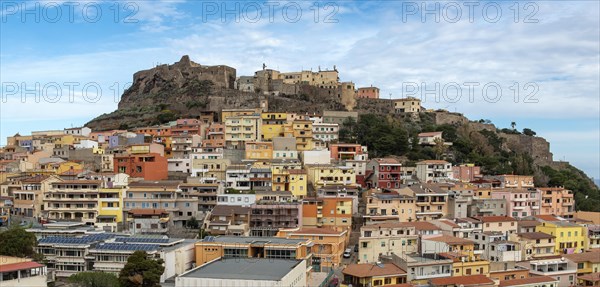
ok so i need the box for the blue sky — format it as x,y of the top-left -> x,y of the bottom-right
1,0 -> 599,179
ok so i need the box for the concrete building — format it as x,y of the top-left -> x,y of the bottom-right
358,222 -> 419,263
302,197 -> 352,232
452,164 -> 482,182
322,110 -> 358,125
278,227 -> 347,270
498,276 -> 559,287
114,153 -> 168,180
517,258 -> 577,287
176,258 -> 307,287
394,254 -> 453,286
356,86 -> 380,99
418,131 -> 444,146
13,175 -> 61,218
43,180 -> 102,224
329,143 -> 367,161
250,200 -> 301,237
224,115 -> 262,149
509,232 -> 556,260
416,160 -> 453,183
491,188 -> 541,218
538,187 -> 575,218
305,164 -> 356,189
206,205 -> 251,236
393,97 -> 422,113
536,220 -> 587,254
468,198 -> 508,217
312,123 -> 339,143
473,216 -> 518,236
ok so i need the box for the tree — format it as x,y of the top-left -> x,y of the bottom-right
522,128 -> 536,136
433,138 -> 448,160
511,121 -> 517,131
186,217 -> 199,229
69,272 -> 119,287
0,225 -> 40,259
119,251 -> 165,287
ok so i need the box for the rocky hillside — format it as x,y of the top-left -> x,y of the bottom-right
85,56 -> 599,210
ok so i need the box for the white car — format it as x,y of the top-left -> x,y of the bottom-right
343,248 -> 352,258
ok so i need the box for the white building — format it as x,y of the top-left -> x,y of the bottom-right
176,258 -> 307,287
74,139 -> 98,150
312,123 -> 339,142
64,127 -> 92,137
302,149 -> 331,165
217,193 -> 256,207
168,158 -> 192,174
416,160 -> 453,183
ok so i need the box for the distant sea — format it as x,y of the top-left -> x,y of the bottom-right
595,179 -> 600,188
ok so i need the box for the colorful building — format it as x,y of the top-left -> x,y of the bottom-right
341,262 -> 407,287
538,187 -> 575,218
491,189 -> 541,218
278,227 -> 347,270
302,197 -> 352,232
366,158 -> 404,189
245,141 -> 273,160
536,220 -> 587,254
114,153 -> 168,180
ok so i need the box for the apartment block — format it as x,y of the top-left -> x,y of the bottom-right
491,188 -> 541,218
113,153 -> 168,180
509,232 -> 556,260
366,158 -> 404,189
302,197 -> 352,232
539,187 -> 575,218
358,222 -> 419,263
393,97 -> 422,113
416,160 -> 453,183
278,227 -> 347,270
224,115 -> 262,149
305,164 -> 356,190
13,175 -> 61,218
43,180 -> 101,224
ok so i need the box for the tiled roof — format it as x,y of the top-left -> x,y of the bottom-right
417,160 -> 449,164
418,132 -> 442,137
342,262 -> 406,278
534,215 -> 561,222
472,215 -> 517,222
210,205 -> 251,216
128,209 -> 168,216
435,219 -> 460,228
21,175 -> 51,183
564,250 -> 600,263
518,220 -> 541,227
291,227 -> 344,235
429,275 -> 494,286
373,158 -> 400,164
51,180 -> 102,185
128,180 -> 181,188
425,235 -> 474,245
398,221 -> 442,231
516,232 -> 555,240
578,272 -> 600,282
498,275 -> 557,287
0,261 -> 44,273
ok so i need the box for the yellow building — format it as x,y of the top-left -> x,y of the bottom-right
357,222 -> 419,263
56,161 -> 84,175
221,108 -> 261,122
564,250 -> 600,276
224,115 -> 262,149
393,97 -> 422,113
277,227 -> 347,270
536,221 -> 587,254
97,187 -> 125,232
261,112 -> 287,141
284,120 -> 313,151
245,142 -> 273,161
271,159 -> 304,193
342,263 -> 408,287
305,164 -> 356,190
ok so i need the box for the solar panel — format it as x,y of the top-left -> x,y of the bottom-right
95,243 -> 160,251
114,237 -> 170,244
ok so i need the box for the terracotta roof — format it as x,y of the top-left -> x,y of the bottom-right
291,227 -> 344,236
518,220 -> 541,228
21,175 -> 51,183
564,250 -> 600,263
425,235 -> 474,245
0,261 -> 44,273
287,169 -> 307,174
397,221 -> 442,231
128,180 -> 181,188
534,215 -> 561,222
417,160 -> 449,164
429,275 -> 494,287
516,232 -> 555,240
472,215 -> 517,223
342,263 -> 406,278
51,180 -> 101,185
498,275 -> 557,287
435,219 -> 460,228
373,158 -> 401,164
128,209 -> 168,216
578,272 -> 600,282
210,205 -> 251,216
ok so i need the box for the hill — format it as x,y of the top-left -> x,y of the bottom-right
85,56 -> 600,211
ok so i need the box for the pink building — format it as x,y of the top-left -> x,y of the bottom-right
538,187 -> 575,218
355,86 -> 380,99
452,165 -> 481,182
491,188 -> 541,218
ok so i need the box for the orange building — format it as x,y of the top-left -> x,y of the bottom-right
114,153 -> 168,180
355,86 -> 380,99
329,143 -> 366,161
278,227 -> 347,270
302,197 -> 352,234
538,187 -> 575,218
203,123 -> 225,148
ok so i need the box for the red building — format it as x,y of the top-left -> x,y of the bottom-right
171,118 -> 204,136
114,153 -> 168,180
355,86 -> 380,99
365,158 -> 403,189
452,164 -> 481,182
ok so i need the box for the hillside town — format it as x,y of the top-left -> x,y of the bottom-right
0,68 -> 599,287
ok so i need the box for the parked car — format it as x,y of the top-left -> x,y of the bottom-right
343,248 -> 352,258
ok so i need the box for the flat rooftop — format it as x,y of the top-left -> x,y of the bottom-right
181,258 -> 303,281
201,236 -> 307,245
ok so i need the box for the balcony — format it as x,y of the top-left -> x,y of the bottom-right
542,202 -> 552,207
562,201 -> 573,206
513,206 -> 526,210
413,271 -> 452,280
416,201 -> 429,206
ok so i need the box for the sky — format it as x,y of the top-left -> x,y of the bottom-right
1,0 -> 599,179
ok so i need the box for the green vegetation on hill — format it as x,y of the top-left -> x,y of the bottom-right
0,225 -> 42,260
340,114 -> 600,211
